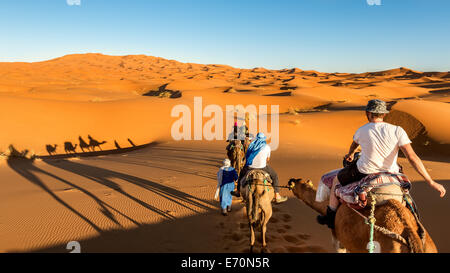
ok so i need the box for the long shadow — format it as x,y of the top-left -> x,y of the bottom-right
7,158 -> 103,233
98,156 -> 218,181
126,152 -> 223,168
7,154 -> 144,229
43,159 -> 215,213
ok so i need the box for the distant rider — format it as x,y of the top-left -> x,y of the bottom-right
231,132 -> 288,204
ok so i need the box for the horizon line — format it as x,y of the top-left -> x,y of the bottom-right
1,52 -> 449,74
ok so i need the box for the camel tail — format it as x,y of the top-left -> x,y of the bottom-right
247,185 -> 261,225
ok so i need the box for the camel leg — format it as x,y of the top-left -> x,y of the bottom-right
261,210 -> 271,253
249,223 -> 255,253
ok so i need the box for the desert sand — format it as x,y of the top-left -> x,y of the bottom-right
0,54 -> 448,253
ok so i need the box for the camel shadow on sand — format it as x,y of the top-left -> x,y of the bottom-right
41,139 -> 150,159
6,146 -> 216,237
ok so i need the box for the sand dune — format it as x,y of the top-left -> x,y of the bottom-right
0,54 -> 448,253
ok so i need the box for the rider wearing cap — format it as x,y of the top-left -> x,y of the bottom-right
317,99 -> 446,229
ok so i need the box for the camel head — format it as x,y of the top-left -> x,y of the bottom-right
288,178 -> 327,215
288,178 -> 316,200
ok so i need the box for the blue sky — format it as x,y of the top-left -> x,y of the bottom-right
1,0 -> 449,72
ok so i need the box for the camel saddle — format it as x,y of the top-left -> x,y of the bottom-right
242,169 -> 272,188
317,169 -> 413,210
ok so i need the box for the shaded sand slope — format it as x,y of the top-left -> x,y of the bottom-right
2,140 -> 448,253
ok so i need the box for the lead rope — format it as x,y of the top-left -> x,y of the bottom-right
367,192 -> 376,253
347,197 -> 410,251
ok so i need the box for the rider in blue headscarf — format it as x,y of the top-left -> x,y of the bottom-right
246,132 -> 267,166
231,132 -> 287,203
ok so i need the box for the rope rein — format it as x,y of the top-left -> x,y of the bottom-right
348,191 -> 426,253
367,192 -> 376,253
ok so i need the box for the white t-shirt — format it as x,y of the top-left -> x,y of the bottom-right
249,144 -> 271,168
354,122 -> 412,174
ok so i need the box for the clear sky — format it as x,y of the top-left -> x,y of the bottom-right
1,0 -> 449,72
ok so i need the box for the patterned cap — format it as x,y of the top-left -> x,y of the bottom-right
365,99 -> 389,114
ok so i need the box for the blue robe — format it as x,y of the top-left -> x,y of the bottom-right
217,167 -> 238,209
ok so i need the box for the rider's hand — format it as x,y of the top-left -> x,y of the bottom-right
344,153 -> 354,162
429,180 -> 446,197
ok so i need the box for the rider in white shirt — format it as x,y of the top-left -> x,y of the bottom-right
318,99 -> 446,229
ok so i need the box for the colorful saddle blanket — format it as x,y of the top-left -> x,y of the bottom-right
316,168 -> 412,209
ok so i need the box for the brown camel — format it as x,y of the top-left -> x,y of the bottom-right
241,170 -> 275,253
227,140 -> 245,176
288,178 -> 437,253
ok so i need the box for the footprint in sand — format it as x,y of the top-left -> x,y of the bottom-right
281,213 -> 292,222
230,232 -> 243,242
283,234 -> 302,244
296,233 -> 311,240
239,222 -> 248,230
269,217 -> 280,223
276,228 -> 286,234
283,224 -> 292,230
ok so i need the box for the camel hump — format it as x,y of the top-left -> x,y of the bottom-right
381,199 -> 425,253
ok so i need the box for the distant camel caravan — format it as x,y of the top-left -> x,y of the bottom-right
241,170 -> 275,253
288,178 -> 437,253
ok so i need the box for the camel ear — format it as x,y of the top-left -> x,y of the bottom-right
287,179 -> 296,189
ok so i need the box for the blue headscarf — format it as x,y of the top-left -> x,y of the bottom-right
245,132 -> 267,166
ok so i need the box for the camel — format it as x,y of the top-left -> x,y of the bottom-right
241,170 -> 274,253
288,178 -> 437,253
46,144 -> 57,155
227,140 -> 245,176
88,135 -> 107,151
78,136 -> 90,152
64,142 -> 78,154
243,137 -> 251,155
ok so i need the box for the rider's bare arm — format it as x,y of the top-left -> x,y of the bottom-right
400,143 -> 446,197
344,141 -> 360,162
